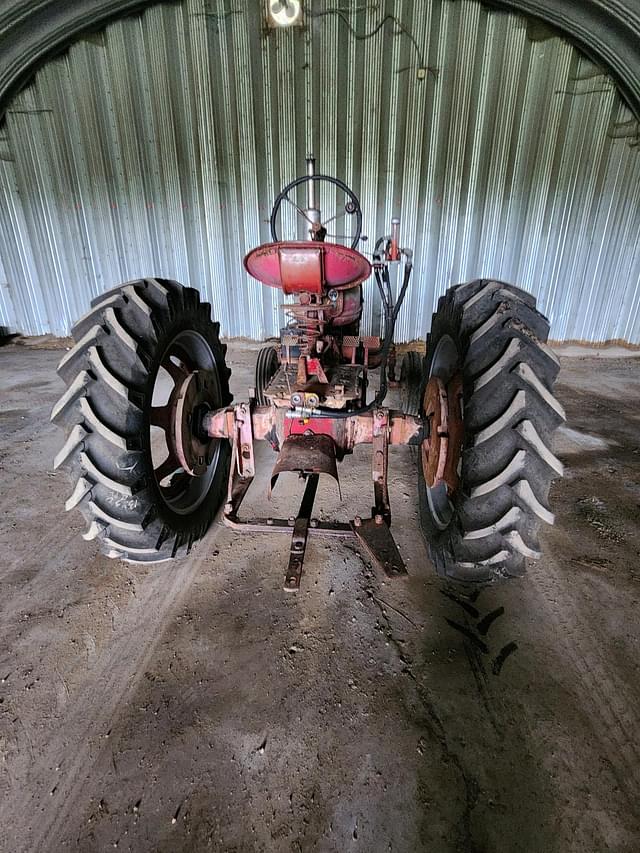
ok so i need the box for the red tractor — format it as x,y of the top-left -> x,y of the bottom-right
51,159 -> 564,588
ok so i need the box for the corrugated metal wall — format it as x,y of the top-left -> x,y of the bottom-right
0,0 -> 639,342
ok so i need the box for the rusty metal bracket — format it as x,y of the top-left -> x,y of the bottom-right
204,405 -> 422,451
217,401 -> 411,588
371,409 -> 390,524
270,433 -> 340,497
234,402 -> 255,479
352,516 -> 407,578
284,474 -> 319,592
223,402 -> 255,521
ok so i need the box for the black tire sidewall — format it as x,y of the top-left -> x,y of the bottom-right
419,294 -> 467,550
142,305 -> 230,535
255,345 -> 279,405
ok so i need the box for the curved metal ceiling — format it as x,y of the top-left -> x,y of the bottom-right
1,0 -> 640,123
492,0 -> 640,116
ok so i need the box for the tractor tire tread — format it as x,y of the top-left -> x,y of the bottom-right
255,344 -> 279,406
419,278 -> 564,584
52,278 -> 231,563
400,351 -> 424,416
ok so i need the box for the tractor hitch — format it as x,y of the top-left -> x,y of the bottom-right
203,402 -> 422,591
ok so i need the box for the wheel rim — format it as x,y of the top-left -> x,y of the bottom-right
149,330 -> 223,516
421,335 -> 464,530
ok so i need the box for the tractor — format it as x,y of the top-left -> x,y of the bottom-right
51,159 -> 565,588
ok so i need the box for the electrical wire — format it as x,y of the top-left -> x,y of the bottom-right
307,8 -> 426,69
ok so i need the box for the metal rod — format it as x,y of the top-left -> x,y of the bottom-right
284,474 -> 320,591
204,406 -> 423,448
389,217 -> 400,261
306,156 -> 316,210
222,516 -> 352,536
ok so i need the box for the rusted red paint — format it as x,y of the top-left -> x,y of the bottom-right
204,405 -> 421,452
421,372 -> 463,495
244,241 -> 371,292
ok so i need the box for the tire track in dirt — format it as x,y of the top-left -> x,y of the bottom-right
365,582 -> 483,852
439,586 -> 518,735
0,526 -> 81,608
3,516 -> 77,571
2,535 -> 220,853
528,554 -> 640,800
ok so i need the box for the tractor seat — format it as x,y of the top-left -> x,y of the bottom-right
243,241 -> 371,296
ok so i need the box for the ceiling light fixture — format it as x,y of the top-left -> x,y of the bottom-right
266,0 -> 303,28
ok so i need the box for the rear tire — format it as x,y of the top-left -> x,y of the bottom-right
255,344 -> 279,405
51,278 -> 232,563
419,279 -> 565,584
400,351 -> 423,416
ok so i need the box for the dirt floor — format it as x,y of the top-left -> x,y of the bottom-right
0,342 -> 639,853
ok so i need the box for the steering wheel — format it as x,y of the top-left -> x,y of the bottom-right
270,174 -> 363,250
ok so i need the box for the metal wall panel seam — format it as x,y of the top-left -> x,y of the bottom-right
359,2 -> 385,337
0,159 -> 46,335
381,0 -> 403,338
433,2 -> 481,309
397,0 -> 431,342
258,5 -> 280,338
231,2 -> 263,340
221,4 -> 249,333
483,17 -> 526,277
0,251 -> 17,330
515,38 -> 573,316
598,137 -> 640,340
456,9 -> 493,284
173,3 -> 209,300
189,0 -> 231,334
565,76 -> 618,339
